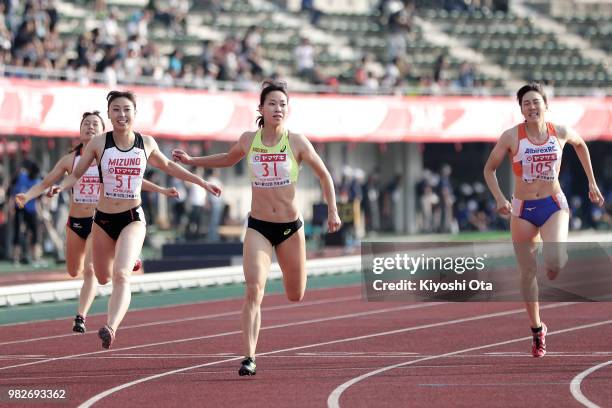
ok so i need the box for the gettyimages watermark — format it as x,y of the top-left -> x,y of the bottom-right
361,242 -> 612,302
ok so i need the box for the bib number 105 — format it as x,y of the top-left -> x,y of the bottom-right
531,161 -> 552,174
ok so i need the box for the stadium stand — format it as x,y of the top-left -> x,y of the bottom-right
1,0 -> 609,94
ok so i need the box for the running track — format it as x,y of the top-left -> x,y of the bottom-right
0,285 -> 610,407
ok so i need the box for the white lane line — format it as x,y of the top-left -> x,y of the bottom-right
570,360 -> 612,408
0,303 -> 441,371
419,381 -> 575,387
327,319 -> 612,408
4,351 -> 610,362
0,284 -> 361,327
77,303 -> 574,408
0,295 -> 360,346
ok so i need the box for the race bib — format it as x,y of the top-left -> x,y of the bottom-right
250,153 -> 292,188
73,160 -> 101,204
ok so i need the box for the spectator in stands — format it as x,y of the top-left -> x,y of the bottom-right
433,54 -> 449,86
363,70 -> 380,92
198,39 -> 215,73
170,176 -> 187,230
439,164 -> 457,232
362,172 -> 381,233
204,168 -> 224,242
184,167 -> 206,239
241,25 -> 262,54
294,37 -> 315,81
168,48 -> 184,77
199,0 -> 222,20
141,170 -> 158,227
215,36 -> 239,81
124,46 -> 142,82
301,0 -> 323,27
242,45 -> 265,82
456,62 -> 475,89
0,3 -> 11,53
380,173 -> 402,231
168,0 -> 189,35
100,7 -> 120,46
420,184 -> 439,232
10,159 -> 41,265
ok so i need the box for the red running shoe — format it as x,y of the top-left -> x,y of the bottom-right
98,325 -> 115,349
133,258 -> 142,272
532,322 -> 547,357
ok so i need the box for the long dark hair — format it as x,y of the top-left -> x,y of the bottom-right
70,111 -> 105,153
517,82 -> 548,106
256,79 -> 288,128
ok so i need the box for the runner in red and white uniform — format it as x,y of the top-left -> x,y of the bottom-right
16,111 -> 179,333
51,92 -> 221,348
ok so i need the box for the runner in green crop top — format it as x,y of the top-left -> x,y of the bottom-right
247,128 -> 300,188
172,79 -> 342,376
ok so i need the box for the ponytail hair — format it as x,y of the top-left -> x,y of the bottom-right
256,79 -> 289,128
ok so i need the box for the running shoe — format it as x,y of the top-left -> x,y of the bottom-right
531,322 -> 547,357
546,267 -> 559,281
133,258 -> 142,272
73,315 -> 86,333
98,325 -> 115,349
238,357 -> 256,376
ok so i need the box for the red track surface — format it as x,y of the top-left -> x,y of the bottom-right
0,285 -> 610,407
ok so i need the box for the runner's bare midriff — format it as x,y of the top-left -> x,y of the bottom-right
68,202 -> 97,218
96,195 -> 141,213
250,184 -> 298,222
513,177 -> 562,201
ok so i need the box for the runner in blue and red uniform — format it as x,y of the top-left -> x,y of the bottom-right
484,82 -> 604,357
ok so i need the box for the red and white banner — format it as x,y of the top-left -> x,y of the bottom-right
1,78 -> 610,142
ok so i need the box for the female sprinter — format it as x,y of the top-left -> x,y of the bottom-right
16,111 -> 179,333
172,80 -> 342,376
484,82 -> 604,357
51,92 -> 221,348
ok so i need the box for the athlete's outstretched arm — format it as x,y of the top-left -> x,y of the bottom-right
295,134 -> 341,233
147,137 -> 221,197
483,130 -> 513,215
141,179 -> 180,198
171,132 -> 250,168
561,126 -> 604,207
15,154 -> 71,208
52,136 -> 101,195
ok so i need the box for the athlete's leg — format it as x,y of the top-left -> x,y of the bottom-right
539,209 -> 570,280
511,216 -> 541,328
65,226 -> 87,278
91,224 -> 116,285
77,235 -> 97,317
241,229 -> 273,359
275,228 -> 306,301
106,222 -> 146,331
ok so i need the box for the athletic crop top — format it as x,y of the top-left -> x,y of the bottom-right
72,145 -> 101,204
247,129 -> 300,188
98,132 -> 147,200
511,122 -> 562,183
